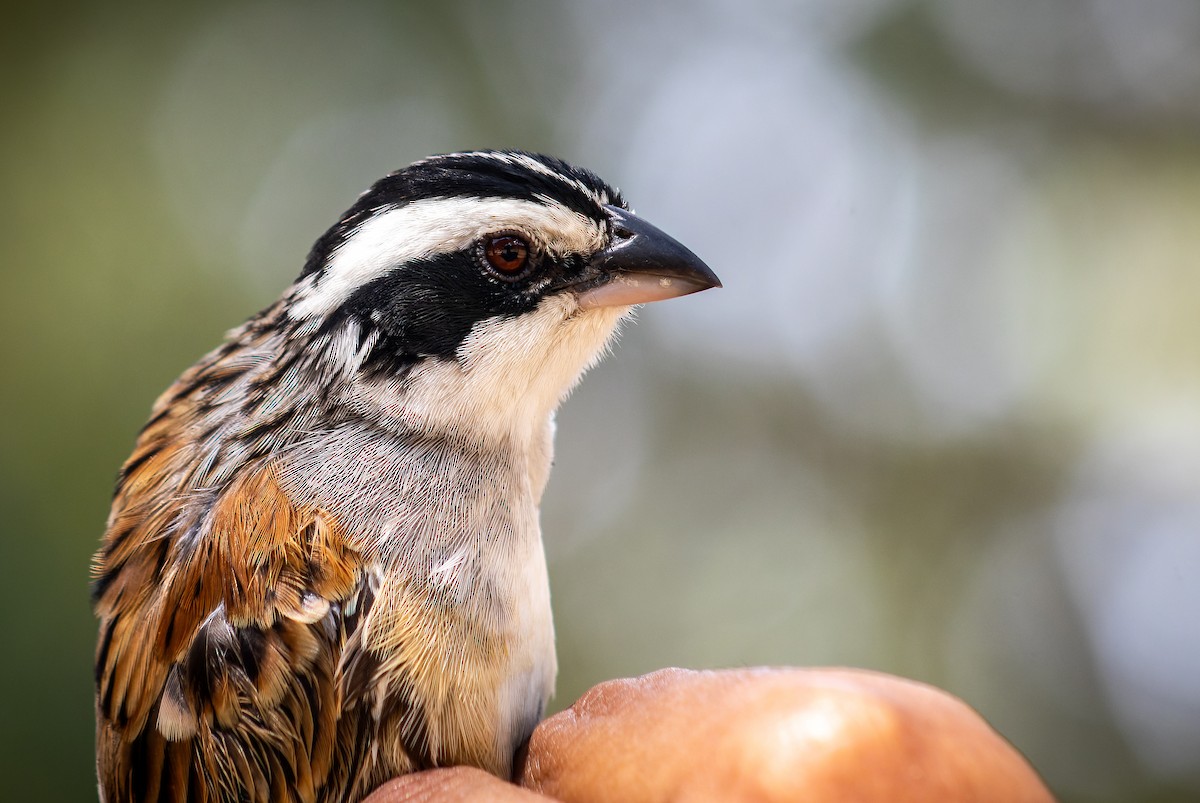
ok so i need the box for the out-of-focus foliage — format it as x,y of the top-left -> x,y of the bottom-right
3,2 -> 1199,800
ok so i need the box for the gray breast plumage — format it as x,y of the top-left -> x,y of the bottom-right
278,422 -> 557,778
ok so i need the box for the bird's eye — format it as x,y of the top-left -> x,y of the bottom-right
482,235 -> 531,278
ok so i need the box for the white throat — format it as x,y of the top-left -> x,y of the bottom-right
340,295 -> 630,449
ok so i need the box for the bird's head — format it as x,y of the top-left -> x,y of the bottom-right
282,150 -> 720,446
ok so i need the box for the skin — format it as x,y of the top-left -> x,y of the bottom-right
363,668 -> 1056,803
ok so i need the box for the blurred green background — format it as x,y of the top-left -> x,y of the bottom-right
4,1 -> 1200,800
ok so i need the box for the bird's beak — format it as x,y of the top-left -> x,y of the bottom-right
574,205 -> 722,309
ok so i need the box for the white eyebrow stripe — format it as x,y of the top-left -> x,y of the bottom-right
288,196 -> 606,319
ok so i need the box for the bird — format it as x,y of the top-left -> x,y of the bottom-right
91,150 -> 720,802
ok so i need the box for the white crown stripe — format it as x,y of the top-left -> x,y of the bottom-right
412,152 -> 612,209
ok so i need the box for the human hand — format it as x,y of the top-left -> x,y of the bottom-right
364,667 -> 1054,802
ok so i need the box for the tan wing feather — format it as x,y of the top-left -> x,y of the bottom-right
93,406 -> 364,803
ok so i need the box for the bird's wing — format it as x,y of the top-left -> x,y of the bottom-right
93,425 -> 365,803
